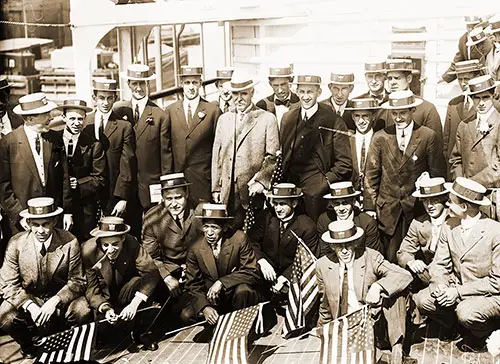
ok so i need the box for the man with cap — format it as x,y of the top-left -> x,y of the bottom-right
356,61 -> 389,130
84,78 -> 136,234
56,99 -> 106,241
364,90 -> 446,263
0,197 -> 90,358
212,67 -> 235,113
397,173 -> 449,287
181,204 -> 261,325
320,72 -> 356,130
485,16 -> 500,81
462,27 -> 497,82
212,69 -> 279,229
383,58 -> 443,144
256,64 -> 300,129
0,92 -> 73,235
165,66 -> 221,207
280,74 -> 352,222
317,181 -> 382,257
82,216 -> 161,350
248,183 -> 318,296
316,220 -> 413,364
414,177 -> 500,352
114,64 -> 172,213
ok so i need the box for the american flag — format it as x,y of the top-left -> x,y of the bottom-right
270,150 -> 283,186
317,306 -> 375,364
282,231 -> 318,338
35,322 -> 97,363
243,198 -> 256,234
207,305 -> 260,364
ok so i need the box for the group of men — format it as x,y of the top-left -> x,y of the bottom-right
0,13 -> 500,364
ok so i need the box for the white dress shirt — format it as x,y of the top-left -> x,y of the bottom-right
183,96 -> 200,123
94,109 -> 112,140
339,260 -> 362,314
460,212 -> 481,242
477,107 -> 496,133
275,93 -> 292,127
396,121 -> 414,153
301,102 -> 319,120
132,96 -> 148,121
63,129 -> 80,157
210,238 -> 222,259
355,129 -> 373,171
1,113 -> 13,136
332,99 -> 347,116
24,125 -> 45,185
429,210 -> 447,252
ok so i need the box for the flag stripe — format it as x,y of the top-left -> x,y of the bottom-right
84,322 -> 96,360
65,325 -> 80,362
39,352 -> 48,363
56,349 -> 64,363
209,313 -> 229,364
74,322 -> 88,361
341,316 -> 348,364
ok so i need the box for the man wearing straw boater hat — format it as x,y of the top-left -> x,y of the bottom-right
55,99 -> 106,241
364,90 -> 446,263
485,15 -> 500,81
317,181 -> 382,256
181,203 -> 260,326
357,60 -> 389,110
256,64 -> 300,128
280,74 -> 352,222
463,26 -> 497,81
114,64 -> 172,214
414,177 -> 500,352
320,72 -> 356,130
384,58 -> 443,144
0,197 -> 90,358
212,67 -> 235,113
212,69 -> 279,229
82,216 -> 161,351
84,78 -> 137,236
316,220 -> 413,364
0,92 -> 73,236
165,66 -> 221,207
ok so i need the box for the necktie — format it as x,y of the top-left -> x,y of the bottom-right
174,215 -> 182,230
187,103 -> 193,127
67,138 -> 74,157
302,113 -> 308,123
399,129 -> 406,153
275,99 -> 290,107
109,260 -> 118,300
134,104 -> 140,124
35,134 -> 41,155
212,242 -> 220,259
279,222 -> 286,237
360,137 -> 366,171
99,115 -> 105,136
340,265 -> 349,317
336,109 -> 341,116
224,101 -> 229,113
40,243 -> 47,257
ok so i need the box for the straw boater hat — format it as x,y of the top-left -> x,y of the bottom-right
120,64 -> 156,81
179,65 -> 203,78
268,64 -> 294,79
467,75 -> 500,95
20,197 -> 63,219
55,99 -> 93,113
386,59 -> 420,74
381,90 -> 423,110
223,69 -> 259,92
412,176 -> 448,198
364,61 -> 387,74
466,27 -> 489,46
293,75 -> 322,85
323,181 -> 361,199
449,59 -> 486,75
464,15 -> 481,26
160,172 -> 191,190
13,92 -> 57,115
328,72 -> 355,86
265,183 -> 303,199
92,78 -> 121,92
215,68 -> 235,80
488,15 -> 500,34
321,220 -> 364,244
445,177 -> 490,206
90,216 -> 131,238
0,76 -> 11,91
196,203 -> 233,220
344,98 -> 380,111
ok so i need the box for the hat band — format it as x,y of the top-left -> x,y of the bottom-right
202,209 -> 228,218
217,71 -> 232,78
330,186 -> 356,197
330,75 -> 354,83
161,177 -> 188,188
420,184 -> 445,196
28,205 -> 55,216
352,100 -> 378,109
452,182 -> 484,202
389,95 -> 415,107
455,66 -> 482,74
62,100 -> 88,108
21,98 -> 49,111
93,82 -> 118,91
471,32 -> 486,43
297,76 -> 321,84
270,68 -> 293,77
99,221 -> 127,232
387,63 -> 412,71
365,63 -> 386,72
469,79 -> 495,93
230,80 -> 253,89
272,187 -> 299,197
128,69 -> 151,78
329,226 -> 357,240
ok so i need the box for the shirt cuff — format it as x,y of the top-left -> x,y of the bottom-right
135,292 -> 148,302
98,302 -> 112,314
22,300 -> 34,311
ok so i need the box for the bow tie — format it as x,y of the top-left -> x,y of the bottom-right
371,93 -> 384,102
275,99 -> 290,107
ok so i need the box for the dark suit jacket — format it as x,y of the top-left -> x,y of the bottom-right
317,209 -> 383,256
4,109 -> 24,130
364,123 -> 446,235
0,128 -> 72,229
256,93 -> 300,115
316,248 -> 412,326
114,99 -> 173,208
320,98 -> 356,131
84,111 -> 136,213
165,98 -> 221,205
0,229 -> 85,310
280,103 -> 353,189
185,230 -> 260,314
142,204 -> 201,279
82,234 -> 160,310
247,209 -> 318,280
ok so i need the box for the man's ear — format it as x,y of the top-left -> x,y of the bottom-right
406,73 -> 413,84
318,86 -> 322,95
348,85 -> 354,93
291,200 -> 299,209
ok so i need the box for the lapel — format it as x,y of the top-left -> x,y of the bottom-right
182,210 -> 194,237
218,237 -> 235,276
199,239 -> 219,281
19,233 -> 39,285
469,116 -> 491,151
236,106 -> 259,150
460,219 -> 487,259
350,136 -> 359,175
325,255 -> 340,310
46,236 -> 65,280
105,112 -> 120,139
352,253 -> 365,301
17,129 -> 43,185
135,99 -> 154,141
175,102 -> 189,135
72,133 -> 90,163
401,125 -> 421,167
166,212 -> 182,234
281,215 -> 298,250
451,224 -> 466,257
187,99 -> 208,137
384,127 -> 402,164
42,135 -> 52,184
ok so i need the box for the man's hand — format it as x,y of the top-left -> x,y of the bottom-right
407,260 -> 428,275
248,181 -> 264,197
63,214 -> 73,231
365,211 -> 377,219
111,200 -> 127,217
366,283 -> 383,306
207,280 -> 223,305
202,306 -> 219,325
104,307 -> 119,325
212,192 -> 221,203
271,275 -> 288,294
164,275 -> 181,298
36,296 -> 61,327
434,286 -> 460,307
258,259 -> 277,282
69,177 -> 78,190
27,302 -> 42,324
120,297 -> 142,321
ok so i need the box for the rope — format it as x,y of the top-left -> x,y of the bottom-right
0,20 -> 73,28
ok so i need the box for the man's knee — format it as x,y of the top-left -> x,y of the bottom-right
66,297 -> 92,325
456,300 -> 485,329
414,288 -> 436,313
232,283 -> 258,309
180,304 -> 197,325
0,301 -> 20,331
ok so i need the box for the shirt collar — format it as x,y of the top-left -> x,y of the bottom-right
23,125 -> 40,139
301,102 -> 319,119
275,93 -> 291,102
63,128 -> 79,141
477,107 -> 496,124
184,96 -> 200,109
396,121 -> 414,135
238,103 -> 254,116
32,233 -> 53,250
96,109 -> 112,122
132,96 -> 148,111
355,128 -> 373,140
280,212 -> 295,224
461,212 -> 481,231
430,209 -> 447,226
332,98 -> 347,111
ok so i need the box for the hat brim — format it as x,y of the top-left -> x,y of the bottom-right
412,189 -> 449,198
265,192 -> 304,199
55,105 -> 93,113
468,81 -> 500,95
344,106 -> 379,111
328,81 -> 355,86
386,68 -> 420,74
160,182 -> 192,190
466,37 -> 487,46
92,87 -> 122,92
323,191 -> 361,199
13,101 -> 58,115
321,226 -> 364,244
268,74 -> 294,79
90,224 -> 131,238
364,70 -> 387,74
19,206 -> 63,219
223,80 -> 259,92
292,81 -> 322,86
381,98 -> 423,110
444,182 -> 491,206
179,73 -> 203,78
195,216 -> 234,220
120,71 -> 156,81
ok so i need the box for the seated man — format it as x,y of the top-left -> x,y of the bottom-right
415,177 -> 500,352
397,175 -> 449,287
316,220 -> 413,364
182,204 -> 260,326
82,216 -> 161,350
0,197 -> 90,358
317,181 -> 382,256
248,183 -> 318,295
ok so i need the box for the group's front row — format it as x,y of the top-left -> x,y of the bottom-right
1,173 -> 499,364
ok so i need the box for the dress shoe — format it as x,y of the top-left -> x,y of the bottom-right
20,345 -> 37,359
456,337 -> 487,353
